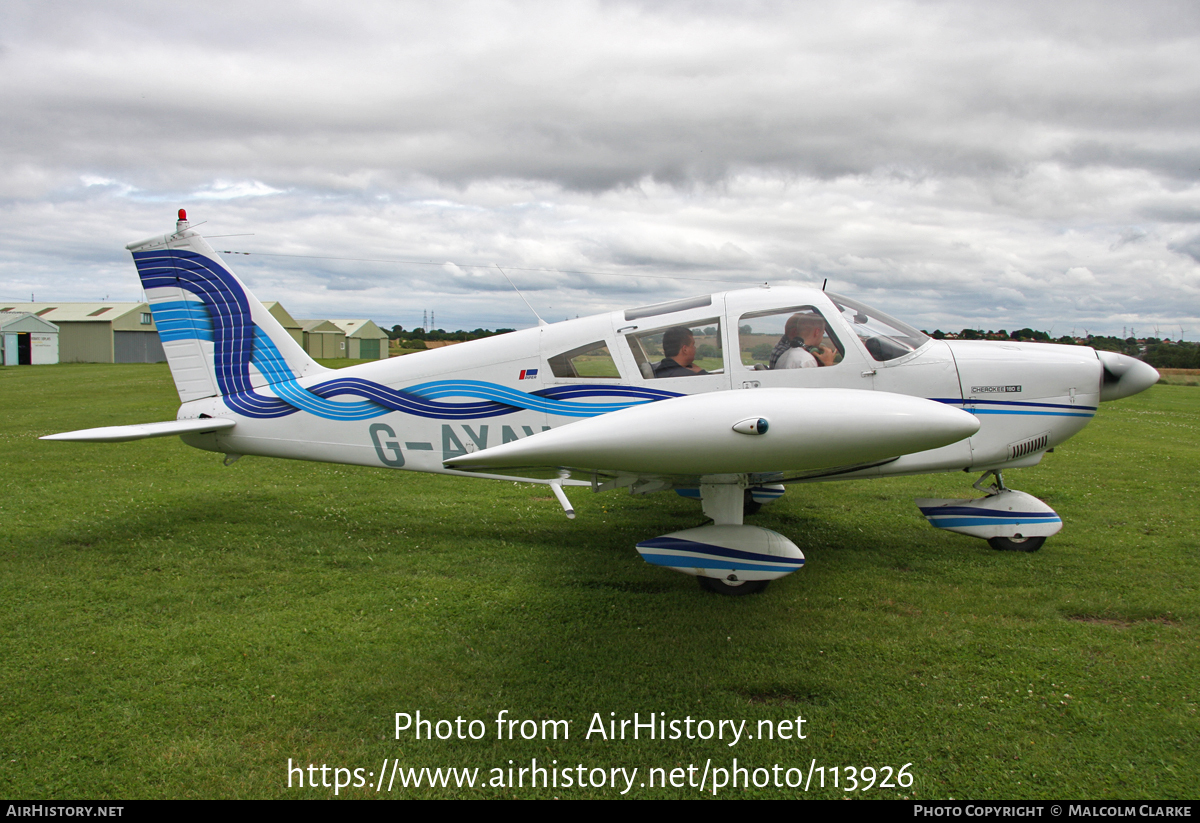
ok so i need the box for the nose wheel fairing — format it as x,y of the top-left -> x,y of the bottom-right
916,471 -> 1062,546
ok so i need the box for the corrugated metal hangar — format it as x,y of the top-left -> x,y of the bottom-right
0,302 -> 162,363
327,319 -> 390,360
0,299 -> 389,364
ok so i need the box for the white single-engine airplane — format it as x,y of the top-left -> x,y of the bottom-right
45,211 -> 1160,594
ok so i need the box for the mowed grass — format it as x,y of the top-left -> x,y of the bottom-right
1158,369 -> 1200,386
0,363 -> 1196,799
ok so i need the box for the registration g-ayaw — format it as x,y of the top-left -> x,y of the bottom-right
44,212 -> 1160,594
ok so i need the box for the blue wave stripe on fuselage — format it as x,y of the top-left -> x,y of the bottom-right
270,380 -> 388,419
406,380 -> 660,416
301,378 -> 676,421
308,378 -> 513,419
536,385 -> 682,402
251,330 -> 386,420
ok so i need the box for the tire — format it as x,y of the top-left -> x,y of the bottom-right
987,535 -> 1046,552
697,576 -> 770,596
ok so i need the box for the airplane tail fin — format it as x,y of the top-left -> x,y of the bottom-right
127,211 -> 327,406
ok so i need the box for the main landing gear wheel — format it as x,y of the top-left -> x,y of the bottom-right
987,535 -> 1045,553
697,576 -> 770,596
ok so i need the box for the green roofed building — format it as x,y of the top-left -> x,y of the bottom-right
327,319 -> 390,360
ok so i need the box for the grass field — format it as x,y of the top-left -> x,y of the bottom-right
1,363 -> 1196,799
1158,369 -> 1200,386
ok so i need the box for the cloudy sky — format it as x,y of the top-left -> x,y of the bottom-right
2,0 -> 1199,337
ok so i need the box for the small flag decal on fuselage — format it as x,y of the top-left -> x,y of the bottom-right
519,368 -> 539,380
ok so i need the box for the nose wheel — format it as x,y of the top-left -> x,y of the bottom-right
987,535 -> 1045,552
698,576 -> 770,596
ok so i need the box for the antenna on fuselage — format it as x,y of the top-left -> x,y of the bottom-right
495,264 -> 547,327
822,278 -> 827,291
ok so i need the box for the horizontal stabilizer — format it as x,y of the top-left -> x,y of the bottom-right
41,418 -> 236,443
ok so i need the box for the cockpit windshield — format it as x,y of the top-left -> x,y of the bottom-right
826,293 -> 930,362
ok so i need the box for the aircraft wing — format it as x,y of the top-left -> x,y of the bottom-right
41,418 -> 236,443
444,388 -> 979,478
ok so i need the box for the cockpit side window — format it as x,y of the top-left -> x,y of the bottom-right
737,306 -> 844,370
547,341 -> 621,379
825,293 -> 930,362
626,318 -> 723,379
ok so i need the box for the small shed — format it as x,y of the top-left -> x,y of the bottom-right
1,312 -> 60,365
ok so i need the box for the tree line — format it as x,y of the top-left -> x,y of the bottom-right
385,326 -> 517,347
926,329 -> 1199,369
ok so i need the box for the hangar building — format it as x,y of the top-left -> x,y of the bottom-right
328,319 -> 390,360
0,302 -> 162,363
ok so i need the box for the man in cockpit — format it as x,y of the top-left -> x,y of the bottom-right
776,313 -> 836,369
653,326 -> 709,378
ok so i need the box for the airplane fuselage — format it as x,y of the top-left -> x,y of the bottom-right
177,286 -> 1105,485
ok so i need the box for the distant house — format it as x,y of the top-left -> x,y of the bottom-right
0,312 -> 59,365
327,319 -> 390,360
0,302 -> 162,363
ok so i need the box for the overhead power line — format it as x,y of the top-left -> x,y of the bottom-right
214,249 -> 758,286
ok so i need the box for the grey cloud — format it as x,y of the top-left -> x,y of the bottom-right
2,1 -> 1200,336
5,2 -> 1200,192
1168,235 -> 1200,263
1139,205 -> 1200,224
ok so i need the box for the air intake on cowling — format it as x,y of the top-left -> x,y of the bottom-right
1008,432 -> 1049,460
